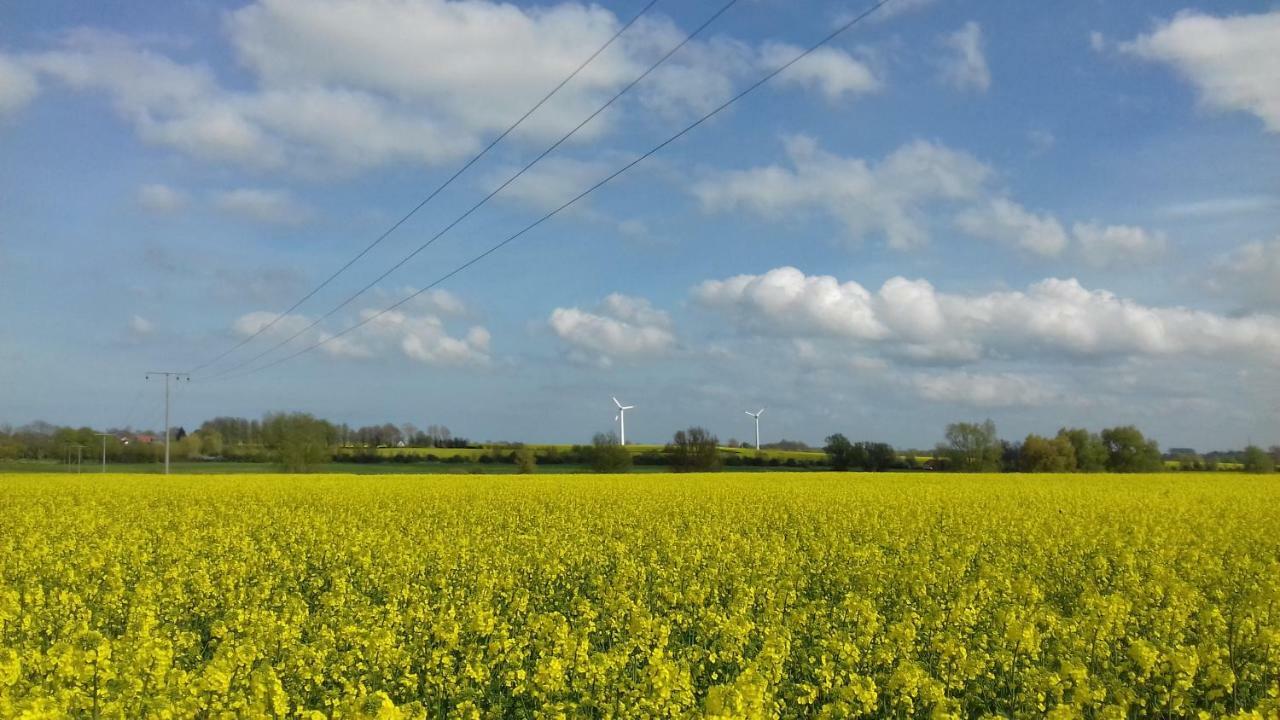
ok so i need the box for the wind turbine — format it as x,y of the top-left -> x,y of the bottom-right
612,397 -> 634,445
745,408 -> 764,450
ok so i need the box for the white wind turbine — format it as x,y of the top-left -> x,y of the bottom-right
745,408 -> 764,450
613,396 -> 634,445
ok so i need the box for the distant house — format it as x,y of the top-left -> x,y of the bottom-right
134,434 -> 158,445
396,440 -> 407,448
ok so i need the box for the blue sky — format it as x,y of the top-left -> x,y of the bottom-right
2,0 -> 1278,450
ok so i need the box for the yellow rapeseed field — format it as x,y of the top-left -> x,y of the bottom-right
1,472 -> 1277,719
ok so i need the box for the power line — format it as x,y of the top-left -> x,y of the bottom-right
187,0 -> 660,375
215,0 -> 895,382
195,0 -> 742,382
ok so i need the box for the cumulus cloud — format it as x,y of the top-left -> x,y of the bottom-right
1121,9 -> 1280,132
137,183 -> 188,213
956,198 -> 1069,257
231,303 -> 490,366
1072,222 -> 1167,266
694,135 -> 992,250
214,188 -> 310,225
760,42 -> 879,101
18,2 -> 869,173
0,54 -> 38,116
232,311 -> 371,359
1210,238 -> 1280,309
361,310 -> 490,366
548,293 -> 675,366
940,21 -> 990,93
695,266 -> 1280,365
909,371 -> 1058,408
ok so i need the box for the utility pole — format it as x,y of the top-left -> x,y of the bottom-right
146,372 -> 190,475
68,444 -> 86,473
95,432 -> 113,473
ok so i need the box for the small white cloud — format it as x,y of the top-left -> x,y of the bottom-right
909,371 -> 1057,408
761,42 -> 879,101
231,311 -> 370,359
549,293 -> 675,366
0,54 -> 38,117
1210,238 -> 1280,310
215,188 -> 310,225
940,21 -> 990,93
956,198 -> 1069,257
1088,31 -> 1107,53
694,136 -> 992,251
1157,195 -> 1278,219
1121,10 -> 1280,132
128,314 -> 154,337
137,183 -> 188,213
363,309 -> 490,366
492,156 -> 610,212
1072,222 -> 1167,266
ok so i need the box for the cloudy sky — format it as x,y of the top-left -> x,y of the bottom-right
2,0 -> 1277,450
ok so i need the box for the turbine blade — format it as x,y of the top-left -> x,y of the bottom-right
757,408 -> 765,416
613,396 -> 623,409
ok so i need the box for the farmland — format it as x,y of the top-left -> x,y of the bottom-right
2,472 -> 1278,718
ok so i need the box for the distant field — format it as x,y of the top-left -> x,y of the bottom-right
332,443 -> 829,463
1,472 -> 1277,717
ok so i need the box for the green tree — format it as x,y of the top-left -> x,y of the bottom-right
1100,425 -> 1162,473
262,412 -> 336,472
589,432 -> 631,473
667,427 -> 722,472
1057,428 -> 1107,472
938,420 -> 1002,472
1020,434 -> 1077,472
824,434 -> 859,471
861,442 -> 897,472
1242,445 -> 1275,474
514,447 -> 537,474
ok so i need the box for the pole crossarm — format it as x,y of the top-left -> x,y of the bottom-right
145,372 -> 190,475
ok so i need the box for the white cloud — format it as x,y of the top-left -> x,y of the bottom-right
909,371 -> 1057,408
0,54 -> 38,116
694,136 -> 992,250
232,311 -> 370,359
362,310 -> 490,366
761,42 -> 879,101
549,293 -> 675,366
695,267 -> 1280,364
940,21 -> 990,93
128,314 -> 154,337
695,267 -> 888,340
137,183 -> 188,213
1157,195 -> 1278,219
492,156 -> 612,211
1072,222 -> 1167,266
20,2 -> 866,173
1210,238 -> 1280,309
214,188 -> 310,225
956,198 -> 1069,257
1121,10 -> 1280,132
232,304 -> 489,365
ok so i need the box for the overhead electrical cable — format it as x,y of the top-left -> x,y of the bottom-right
212,0 -> 894,382
187,0 -> 660,375
195,0 -> 741,381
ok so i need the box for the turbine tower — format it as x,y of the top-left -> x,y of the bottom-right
613,396 -> 635,445
745,408 -> 764,450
